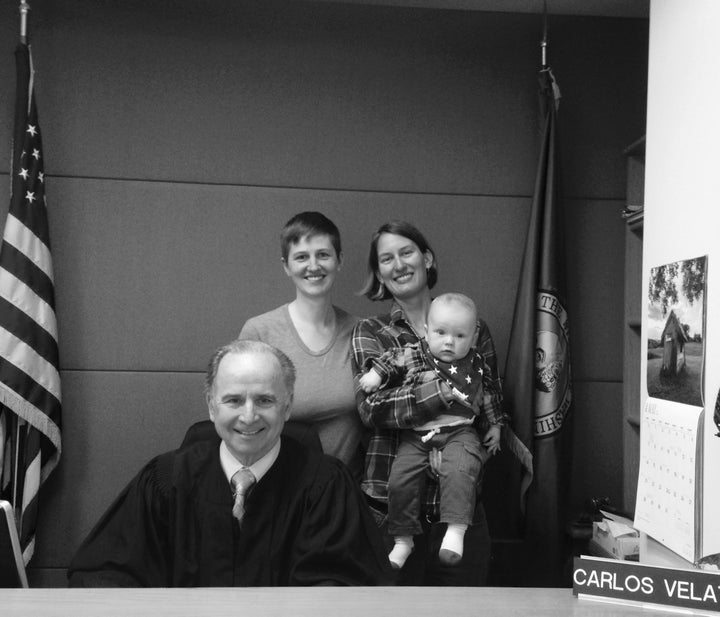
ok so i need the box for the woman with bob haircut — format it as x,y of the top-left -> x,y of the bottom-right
351,220 -> 504,586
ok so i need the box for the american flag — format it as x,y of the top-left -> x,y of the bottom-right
0,43 -> 62,565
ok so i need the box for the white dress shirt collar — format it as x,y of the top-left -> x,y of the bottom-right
219,438 -> 281,486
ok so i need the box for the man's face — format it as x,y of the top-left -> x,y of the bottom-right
208,350 -> 292,466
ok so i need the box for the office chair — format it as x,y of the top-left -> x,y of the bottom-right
0,500 -> 29,588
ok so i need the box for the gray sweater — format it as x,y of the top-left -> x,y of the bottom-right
239,304 -> 364,476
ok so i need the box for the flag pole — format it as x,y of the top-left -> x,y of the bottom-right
12,419 -> 22,524
540,0 -> 548,69
19,0 -> 30,44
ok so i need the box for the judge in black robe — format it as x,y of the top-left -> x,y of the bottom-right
68,434 -> 393,587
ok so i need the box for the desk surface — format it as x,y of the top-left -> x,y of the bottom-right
0,586 -> 689,617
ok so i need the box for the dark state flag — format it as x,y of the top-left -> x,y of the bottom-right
502,66 -> 572,586
0,43 -> 62,565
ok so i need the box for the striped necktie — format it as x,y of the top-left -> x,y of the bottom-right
231,468 -> 256,525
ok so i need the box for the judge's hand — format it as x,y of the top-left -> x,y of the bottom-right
429,447 -> 442,476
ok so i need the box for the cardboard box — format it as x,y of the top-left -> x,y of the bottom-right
590,510 -> 640,560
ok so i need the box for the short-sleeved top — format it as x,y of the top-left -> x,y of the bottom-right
240,304 -> 364,473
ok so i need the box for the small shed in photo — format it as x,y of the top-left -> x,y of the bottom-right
660,309 -> 688,377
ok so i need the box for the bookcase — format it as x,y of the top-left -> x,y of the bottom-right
622,135 -> 645,514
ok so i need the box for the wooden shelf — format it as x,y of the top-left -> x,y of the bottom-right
622,135 -> 645,515
626,415 -> 640,429
625,208 -> 644,231
623,135 -> 646,156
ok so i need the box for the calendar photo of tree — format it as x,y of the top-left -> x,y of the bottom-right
646,256 -> 707,407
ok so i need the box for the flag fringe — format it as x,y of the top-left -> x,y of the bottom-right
501,425 -> 534,514
0,385 -> 61,483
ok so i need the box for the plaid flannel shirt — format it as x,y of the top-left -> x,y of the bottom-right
368,340 -> 502,425
351,302 -> 505,518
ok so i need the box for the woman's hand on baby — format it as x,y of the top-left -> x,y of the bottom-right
483,424 -> 502,456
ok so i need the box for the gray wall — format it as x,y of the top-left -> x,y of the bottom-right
0,0 -> 648,585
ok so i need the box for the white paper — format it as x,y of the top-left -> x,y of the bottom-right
634,397 -> 701,562
598,510 -> 638,538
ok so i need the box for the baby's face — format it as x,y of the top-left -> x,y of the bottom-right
425,303 -> 476,362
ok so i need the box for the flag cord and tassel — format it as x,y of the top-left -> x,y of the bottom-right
19,0 -> 30,44
539,2 -> 561,112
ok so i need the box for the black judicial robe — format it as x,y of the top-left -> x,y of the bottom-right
68,436 -> 393,587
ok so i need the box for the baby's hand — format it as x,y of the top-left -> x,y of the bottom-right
483,424 -> 502,456
359,368 -> 382,393
419,370 -> 438,384
450,386 -> 470,405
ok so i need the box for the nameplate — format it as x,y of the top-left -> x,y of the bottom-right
573,556 -> 720,613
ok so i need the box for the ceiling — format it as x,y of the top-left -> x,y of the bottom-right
312,0 -> 650,18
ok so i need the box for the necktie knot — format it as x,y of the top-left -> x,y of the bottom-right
231,468 -> 256,524
232,467 -> 255,495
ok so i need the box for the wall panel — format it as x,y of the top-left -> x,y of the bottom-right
570,381 -> 624,509
565,198 -> 627,382
50,178 -> 530,371
34,370 -> 207,569
0,0 -> 648,584
1,3 -> 647,200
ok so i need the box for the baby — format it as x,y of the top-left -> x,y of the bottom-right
360,293 -> 502,569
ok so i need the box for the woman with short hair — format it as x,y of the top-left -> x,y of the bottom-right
239,212 -> 364,478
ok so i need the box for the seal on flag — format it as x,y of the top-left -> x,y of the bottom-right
534,291 -> 571,438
